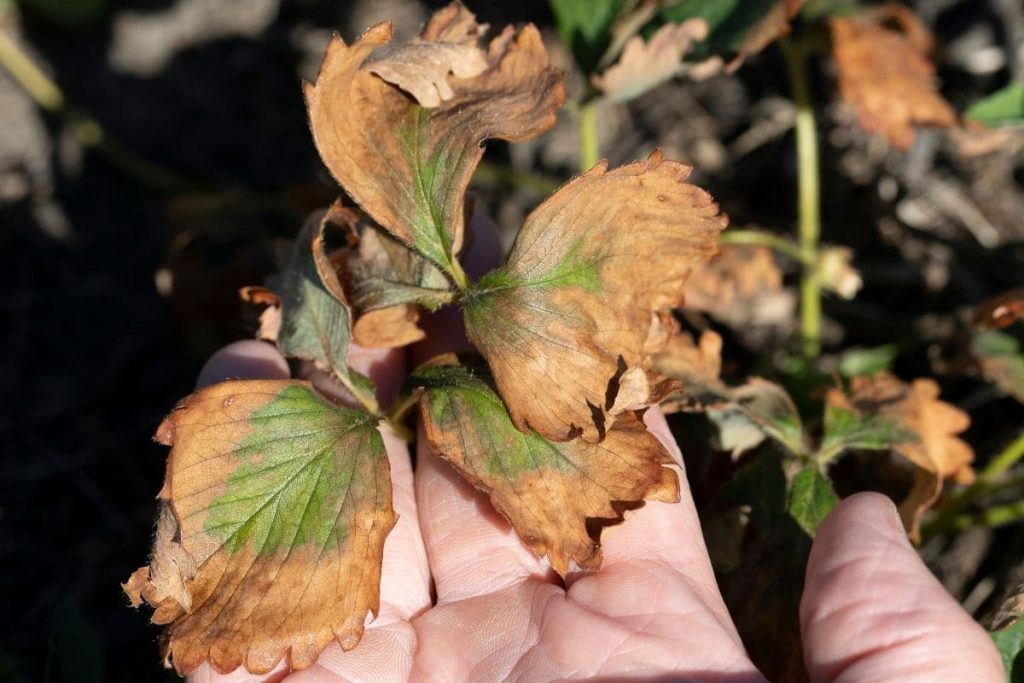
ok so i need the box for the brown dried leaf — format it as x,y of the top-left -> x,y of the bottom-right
828,373 -> 975,540
681,244 -> 790,327
727,0 -> 803,71
330,202 -> 452,348
593,19 -> 711,102
830,5 -> 956,150
125,381 -> 394,674
304,4 -> 565,274
464,151 -> 725,442
412,357 -> 679,575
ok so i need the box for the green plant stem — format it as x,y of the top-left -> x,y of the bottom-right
922,431 -> 1024,539
446,256 -> 470,290
0,27 -> 194,191
781,37 -> 822,359
943,499 -> 1024,533
720,229 -> 810,264
579,101 -> 599,172
385,390 -> 422,442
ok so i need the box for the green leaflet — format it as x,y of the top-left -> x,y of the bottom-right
550,0 -> 626,74
819,403 -> 916,461
205,384 -> 384,555
787,466 -> 838,537
992,614 -> 1024,682
412,362 -> 570,478
966,82 -> 1024,128
270,214 -> 375,404
396,106 -> 468,274
972,330 -> 1024,403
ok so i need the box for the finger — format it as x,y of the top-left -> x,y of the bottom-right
564,408 -> 744,645
800,492 -> 1003,683
189,339 -> 429,682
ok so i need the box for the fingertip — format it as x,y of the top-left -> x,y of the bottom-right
197,340 -> 290,387
802,492 -> 1004,682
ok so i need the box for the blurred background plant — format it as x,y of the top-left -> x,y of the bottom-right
1,0 -> 1022,680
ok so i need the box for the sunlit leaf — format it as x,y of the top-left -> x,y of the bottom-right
305,4 -> 564,277
412,356 -> 679,575
830,4 -> 956,150
123,381 -> 395,675
967,82 -> 1024,128
824,373 -> 975,540
464,151 -> 724,443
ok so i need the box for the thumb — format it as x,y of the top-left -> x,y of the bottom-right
800,492 -> 1003,683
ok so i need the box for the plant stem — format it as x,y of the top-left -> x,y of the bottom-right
720,228 -> 810,264
922,431 -> 1024,539
579,101 -> 599,172
0,27 -> 194,191
446,256 -> 470,290
385,389 -> 422,438
781,37 -> 822,359
942,498 -> 1024,533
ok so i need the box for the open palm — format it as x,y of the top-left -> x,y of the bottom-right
188,329 -> 1001,683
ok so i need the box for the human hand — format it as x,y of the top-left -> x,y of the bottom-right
187,226 -> 1003,683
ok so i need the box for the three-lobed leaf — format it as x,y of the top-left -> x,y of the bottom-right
464,151 -> 725,443
412,356 -> 679,575
123,381 -> 395,674
304,4 -> 564,280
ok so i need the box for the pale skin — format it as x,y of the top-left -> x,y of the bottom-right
189,226 -> 1003,683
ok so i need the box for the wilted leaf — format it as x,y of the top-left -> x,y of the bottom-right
660,0 -> 803,68
967,82 -> 1024,128
656,330 -> 805,457
123,381 -> 395,674
249,209 -> 376,408
830,5 -> 956,150
304,5 -> 565,277
331,203 -> 453,348
681,244 -> 792,329
787,466 -> 838,536
412,356 -> 679,575
825,373 -> 975,540
464,151 -> 724,442
593,20 -> 713,102
971,330 -> 1024,404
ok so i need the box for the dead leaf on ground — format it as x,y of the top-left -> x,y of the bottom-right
124,381 -> 395,674
830,4 -> 956,150
826,372 -> 975,540
412,356 -> 679,575
464,151 -> 725,443
681,244 -> 794,330
304,3 -> 565,276
593,19 -> 716,103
